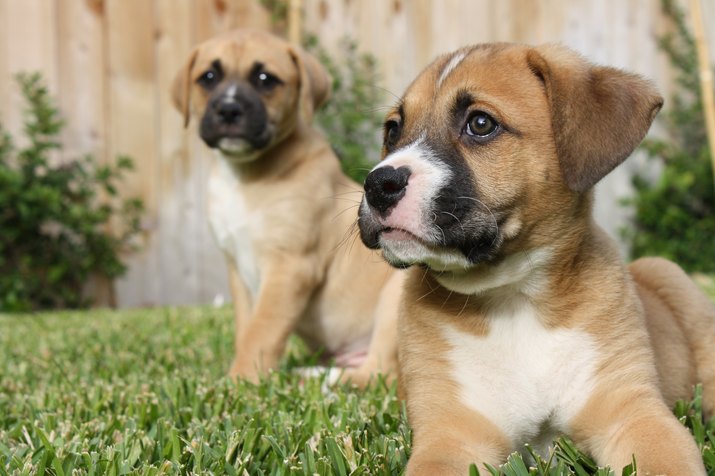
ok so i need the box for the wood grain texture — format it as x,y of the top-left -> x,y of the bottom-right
0,0 -> 711,307
105,0 -> 161,307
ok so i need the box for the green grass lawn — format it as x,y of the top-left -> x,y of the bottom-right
1,305 -> 713,475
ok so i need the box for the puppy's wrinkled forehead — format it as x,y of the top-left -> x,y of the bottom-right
394,44 -> 546,140
192,30 -> 298,82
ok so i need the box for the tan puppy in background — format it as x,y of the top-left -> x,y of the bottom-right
172,28 -> 401,387
358,42 -> 715,474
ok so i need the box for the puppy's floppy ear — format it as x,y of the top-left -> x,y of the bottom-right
171,48 -> 199,128
527,44 -> 663,193
288,45 -> 331,123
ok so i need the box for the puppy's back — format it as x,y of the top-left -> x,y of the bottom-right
630,256 -> 715,416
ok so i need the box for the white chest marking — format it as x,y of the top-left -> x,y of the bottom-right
442,301 -> 598,446
208,157 -> 262,297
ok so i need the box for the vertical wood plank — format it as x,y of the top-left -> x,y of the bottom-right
454,0 -> 496,47
382,0 -> 414,96
229,0 -> 273,32
534,0 -> 567,43
106,0 -> 161,307
405,0 -> 434,71
698,0 -> 715,64
2,0 -> 58,147
0,0 -> 10,132
154,0 -> 210,306
56,0 -> 114,305
56,0 -> 107,164
195,0 -> 271,41
1,0 -> 705,307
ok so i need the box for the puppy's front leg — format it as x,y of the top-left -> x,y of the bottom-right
231,258 -> 317,383
338,271 -> 404,388
227,261 -> 253,379
571,387 -> 706,476
405,403 -> 510,475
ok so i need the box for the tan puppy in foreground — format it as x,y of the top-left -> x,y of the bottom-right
172,29 -> 401,387
358,43 -> 715,474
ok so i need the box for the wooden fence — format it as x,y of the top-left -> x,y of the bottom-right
1,0 -> 713,307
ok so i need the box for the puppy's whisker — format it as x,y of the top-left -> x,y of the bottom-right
440,211 -> 466,234
524,250 -> 535,273
364,105 -> 395,113
435,225 -> 447,246
456,195 -> 500,245
332,197 -> 361,205
347,223 -> 362,256
374,86 -> 402,102
420,267 -> 430,285
333,219 -> 360,253
346,166 -> 376,173
414,272 -> 442,302
429,213 -> 447,243
441,289 -> 454,310
332,204 -> 360,223
329,190 -> 365,198
415,286 -> 439,303
456,294 -> 470,318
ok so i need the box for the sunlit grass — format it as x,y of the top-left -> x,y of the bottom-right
1,306 -> 712,475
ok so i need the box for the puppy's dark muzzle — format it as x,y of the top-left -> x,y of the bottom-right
200,84 -> 271,150
216,101 -> 243,124
364,166 -> 411,215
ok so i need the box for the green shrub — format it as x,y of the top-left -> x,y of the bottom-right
0,73 -> 143,312
624,0 -> 715,272
307,36 -> 385,185
257,1 -> 384,184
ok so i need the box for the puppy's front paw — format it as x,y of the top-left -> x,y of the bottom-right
228,360 -> 260,384
295,366 -> 344,391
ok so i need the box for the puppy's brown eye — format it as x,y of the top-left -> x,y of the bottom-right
198,68 -> 222,89
466,112 -> 498,138
253,71 -> 283,92
384,120 -> 401,149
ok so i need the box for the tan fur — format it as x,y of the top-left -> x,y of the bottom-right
172,29 -> 401,387
388,43 -> 714,475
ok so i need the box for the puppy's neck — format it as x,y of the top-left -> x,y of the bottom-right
431,215 -> 616,304
433,247 -> 554,299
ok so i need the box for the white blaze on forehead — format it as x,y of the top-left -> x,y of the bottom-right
372,134 -> 430,171
371,136 -> 452,235
437,50 -> 468,88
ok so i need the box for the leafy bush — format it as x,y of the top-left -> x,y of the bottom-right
0,73 -> 143,311
257,1 -> 385,184
624,0 -> 715,272
306,36 -> 385,185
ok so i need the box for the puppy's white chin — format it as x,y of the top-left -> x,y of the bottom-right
217,138 -> 261,163
380,230 -> 471,272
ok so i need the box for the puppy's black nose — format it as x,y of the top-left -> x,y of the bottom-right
364,166 -> 411,214
217,101 -> 243,123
